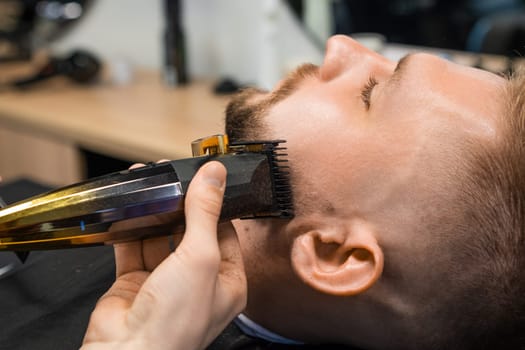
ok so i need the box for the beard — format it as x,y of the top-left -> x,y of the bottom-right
224,87 -> 268,142
224,63 -> 318,142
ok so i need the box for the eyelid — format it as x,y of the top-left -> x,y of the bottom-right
361,76 -> 378,110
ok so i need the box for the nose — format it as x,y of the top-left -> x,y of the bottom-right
320,35 -> 393,81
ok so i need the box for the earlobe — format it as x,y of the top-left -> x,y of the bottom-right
291,225 -> 384,296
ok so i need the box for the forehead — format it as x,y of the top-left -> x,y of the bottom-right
392,56 -> 507,145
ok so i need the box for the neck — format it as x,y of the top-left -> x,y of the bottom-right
244,280 -> 426,350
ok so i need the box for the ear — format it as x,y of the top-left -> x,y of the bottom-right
290,221 -> 384,296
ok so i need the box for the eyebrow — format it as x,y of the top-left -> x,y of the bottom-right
390,53 -> 415,85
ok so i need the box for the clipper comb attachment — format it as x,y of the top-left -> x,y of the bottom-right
192,135 -> 294,219
268,143 -> 294,219
230,140 -> 293,219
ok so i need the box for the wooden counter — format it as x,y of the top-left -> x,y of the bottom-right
0,70 -> 230,185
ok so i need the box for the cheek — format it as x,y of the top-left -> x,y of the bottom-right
268,103 -> 347,187
266,86 -> 429,215
232,219 -> 290,260
266,80 -> 368,139
268,95 -> 364,169
232,220 -> 264,258
273,121 -> 394,215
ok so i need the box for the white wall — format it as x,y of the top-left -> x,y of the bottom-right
51,0 -> 324,90
51,0 -> 163,69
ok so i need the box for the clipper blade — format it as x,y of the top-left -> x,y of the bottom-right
227,139 -> 293,219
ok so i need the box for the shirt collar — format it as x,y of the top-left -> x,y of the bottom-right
234,313 -> 304,345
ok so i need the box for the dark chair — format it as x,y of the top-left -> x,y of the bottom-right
0,178 -> 115,350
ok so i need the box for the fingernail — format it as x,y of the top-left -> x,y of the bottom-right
202,161 -> 226,188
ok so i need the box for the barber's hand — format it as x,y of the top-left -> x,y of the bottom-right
82,161 -> 247,350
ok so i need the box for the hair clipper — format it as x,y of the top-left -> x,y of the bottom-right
0,135 -> 293,252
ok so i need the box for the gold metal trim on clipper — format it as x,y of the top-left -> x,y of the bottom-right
191,134 -> 230,156
0,134 -> 293,253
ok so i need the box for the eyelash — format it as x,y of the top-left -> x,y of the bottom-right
361,76 -> 378,110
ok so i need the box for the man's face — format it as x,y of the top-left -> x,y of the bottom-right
226,35 -> 507,296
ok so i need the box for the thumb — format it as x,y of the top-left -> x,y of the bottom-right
178,161 -> 227,261
126,161 -> 227,326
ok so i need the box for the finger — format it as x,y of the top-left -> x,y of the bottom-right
114,241 -> 144,277
142,236 -> 173,271
201,222 -> 247,346
217,222 -> 246,293
177,161 -> 227,264
129,163 -> 145,170
84,271 -> 150,344
128,162 -> 226,314
113,161 -> 173,275
98,272 -> 149,306
216,222 -> 247,318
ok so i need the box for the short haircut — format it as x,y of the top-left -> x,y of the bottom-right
434,70 -> 525,349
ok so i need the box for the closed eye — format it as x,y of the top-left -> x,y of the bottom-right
361,76 -> 378,110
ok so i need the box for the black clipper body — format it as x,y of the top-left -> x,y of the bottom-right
0,135 -> 293,251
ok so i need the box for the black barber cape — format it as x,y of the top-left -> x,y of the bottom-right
0,179 -> 116,349
0,179 -> 358,350
208,322 -> 357,350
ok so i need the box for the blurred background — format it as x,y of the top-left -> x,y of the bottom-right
0,0 -> 524,188
4,0 -> 525,89
288,0 -> 525,56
